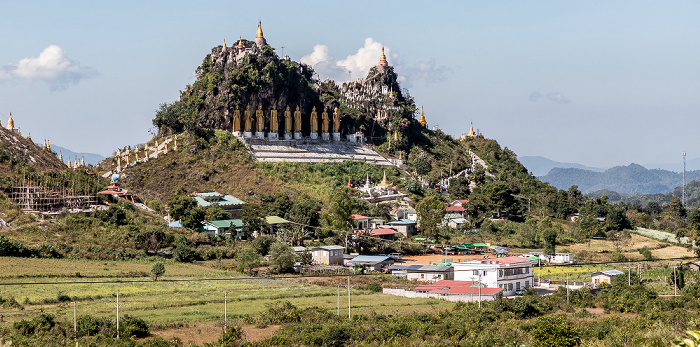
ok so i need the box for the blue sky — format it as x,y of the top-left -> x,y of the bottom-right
0,1 -> 698,168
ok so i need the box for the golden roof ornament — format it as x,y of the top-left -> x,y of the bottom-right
377,170 -> 392,187
238,36 -> 244,49
223,39 -> 227,49
47,139 -> 51,151
81,157 -> 85,166
467,122 -> 476,137
418,106 -> 427,127
26,132 -> 31,141
67,158 -> 72,167
6,112 -> 14,130
59,152 -> 63,162
380,47 -> 387,62
256,21 -> 264,38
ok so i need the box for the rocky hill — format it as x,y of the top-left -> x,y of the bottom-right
0,126 -> 66,174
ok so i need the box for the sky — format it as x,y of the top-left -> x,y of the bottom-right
0,1 -> 698,168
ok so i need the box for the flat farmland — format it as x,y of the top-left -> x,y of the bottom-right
0,257 -> 451,331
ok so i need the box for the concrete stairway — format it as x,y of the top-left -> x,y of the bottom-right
244,138 -> 393,165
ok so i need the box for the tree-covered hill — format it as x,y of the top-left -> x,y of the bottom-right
541,163 -> 700,194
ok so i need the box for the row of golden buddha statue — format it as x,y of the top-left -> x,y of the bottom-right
232,105 -> 341,135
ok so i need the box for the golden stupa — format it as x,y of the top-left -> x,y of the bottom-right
377,170 -> 392,187
418,106 -> 427,127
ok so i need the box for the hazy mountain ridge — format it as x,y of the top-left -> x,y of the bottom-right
50,144 -> 105,166
518,155 -> 606,176
540,163 -> 700,194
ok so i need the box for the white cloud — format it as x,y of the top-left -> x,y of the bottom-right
0,45 -> 97,90
300,38 -> 447,86
546,92 -> 570,104
529,91 -> 571,104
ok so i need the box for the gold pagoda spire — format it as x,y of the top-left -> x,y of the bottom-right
256,21 -> 264,38
26,132 -> 31,141
43,139 -> 47,149
67,157 -> 72,167
380,47 -> 387,62
466,121 -> 476,137
223,39 -> 227,49
81,156 -> 85,166
6,112 -> 14,130
377,170 -> 392,187
418,106 -> 427,127
238,36 -> 244,49
59,152 -> 63,162
47,139 -> 51,151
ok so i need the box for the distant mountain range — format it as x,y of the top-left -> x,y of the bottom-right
518,156 -> 606,177
518,156 -> 700,195
49,144 -> 106,166
539,163 -> 700,194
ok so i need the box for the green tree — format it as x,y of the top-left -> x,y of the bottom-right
447,177 -> 470,199
150,262 -> 165,281
471,164 -> 486,186
416,195 -> 445,238
325,187 -> 360,231
205,203 -> 230,221
173,235 -> 197,263
542,229 -> 556,256
237,246 -> 262,274
299,249 -> 313,266
241,204 -> 269,239
269,242 -> 295,273
531,315 -> 581,347
168,195 -> 206,230
667,196 -> 687,218
482,181 -> 516,218
412,151 -> 432,176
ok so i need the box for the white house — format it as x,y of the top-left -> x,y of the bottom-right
311,245 -> 345,266
524,252 -> 574,264
591,270 -> 624,286
388,264 -> 454,282
453,256 -> 536,296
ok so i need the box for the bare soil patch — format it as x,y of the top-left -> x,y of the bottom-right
151,322 -> 280,344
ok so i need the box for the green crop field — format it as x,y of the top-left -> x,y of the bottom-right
0,258 -> 451,330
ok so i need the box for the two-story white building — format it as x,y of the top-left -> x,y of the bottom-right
453,256 -> 536,296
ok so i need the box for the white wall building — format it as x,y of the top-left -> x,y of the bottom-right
453,256 -> 536,296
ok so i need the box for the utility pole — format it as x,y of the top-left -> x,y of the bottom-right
224,291 -> 228,330
538,260 -> 541,286
566,273 -> 569,305
683,152 -> 687,207
345,276 -> 355,319
623,259 -> 632,286
478,273 -> 482,308
673,266 -> 679,296
337,285 -> 340,316
71,301 -> 79,334
111,291 -> 124,339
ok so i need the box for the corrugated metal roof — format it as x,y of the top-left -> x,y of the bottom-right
591,270 -> 625,276
193,193 -> 245,207
265,216 -> 290,224
206,219 -> 243,228
347,255 -> 393,264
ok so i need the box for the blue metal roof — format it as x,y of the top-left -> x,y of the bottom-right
347,255 -> 393,264
591,270 -> 625,276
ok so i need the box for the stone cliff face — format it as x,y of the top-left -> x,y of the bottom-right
0,127 -> 66,171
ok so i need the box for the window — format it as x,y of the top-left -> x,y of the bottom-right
499,284 -> 503,288
473,270 -> 479,276
525,267 -> 529,274
499,269 -> 503,277
508,283 -> 513,290
516,282 -> 521,290
525,281 -> 530,288
421,274 -> 424,279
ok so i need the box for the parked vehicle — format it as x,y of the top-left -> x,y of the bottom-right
388,253 -> 402,260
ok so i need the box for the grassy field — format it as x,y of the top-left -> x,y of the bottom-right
0,258 -> 451,330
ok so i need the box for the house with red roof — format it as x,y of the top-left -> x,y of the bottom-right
453,256 -> 536,296
414,279 -> 503,299
366,228 -> 400,241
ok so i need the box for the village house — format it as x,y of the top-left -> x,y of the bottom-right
345,255 -> 394,271
388,264 -> 454,282
384,219 -> 417,237
524,252 -> 575,264
200,219 -> 243,238
453,256 -> 536,296
414,279 -> 503,300
192,191 -> 246,218
311,245 -> 345,265
396,209 -> 417,222
590,270 -> 624,286
367,228 -> 401,241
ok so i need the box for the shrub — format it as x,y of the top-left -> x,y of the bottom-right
530,315 -> 581,347
119,314 -> 149,338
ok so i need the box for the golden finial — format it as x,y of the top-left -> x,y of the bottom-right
47,139 -> 51,151
418,106 -> 427,127
43,139 -> 47,149
26,132 -> 31,141
67,157 -> 72,167
223,39 -> 227,49
380,47 -> 387,62
238,36 -> 244,49
256,21 -> 264,38
81,156 -> 85,166
59,152 -> 63,162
